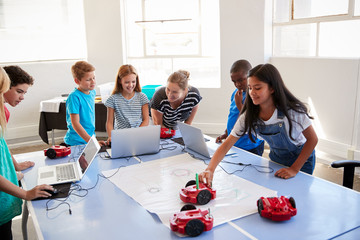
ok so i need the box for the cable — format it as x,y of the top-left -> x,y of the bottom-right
180,145 -> 273,174
45,160 -> 129,215
159,139 -> 178,151
220,160 -> 274,174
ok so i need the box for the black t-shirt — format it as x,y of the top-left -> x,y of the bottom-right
150,86 -> 202,128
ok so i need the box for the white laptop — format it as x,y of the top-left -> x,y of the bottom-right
177,122 -> 236,158
107,125 -> 161,158
38,135 -> 100,185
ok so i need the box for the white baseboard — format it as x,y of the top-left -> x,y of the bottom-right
5,125 -> 39,140
316,138 -> 350,160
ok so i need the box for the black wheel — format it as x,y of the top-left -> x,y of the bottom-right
180,204 -> 197,212
257,198 -> 264,215
185,180 -> 196,187
185,219 -> 204,237
46,148 -> 57,159
196,189 -> 212,205
289,197 -> 296,208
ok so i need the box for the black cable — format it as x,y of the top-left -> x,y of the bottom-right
45,160 -> 129,215
220,160 -> 274,174
180,145 -> 273,174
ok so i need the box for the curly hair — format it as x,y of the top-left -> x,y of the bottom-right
4,66 -> 34,87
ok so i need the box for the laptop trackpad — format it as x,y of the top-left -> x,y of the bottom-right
40,171 -> 54,179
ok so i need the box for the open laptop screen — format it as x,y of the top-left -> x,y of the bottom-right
79,136 -> 100,174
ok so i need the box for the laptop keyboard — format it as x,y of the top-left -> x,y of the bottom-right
56,165 -> 76,181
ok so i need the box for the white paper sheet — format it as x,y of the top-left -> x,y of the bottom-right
102,153 -> 277,228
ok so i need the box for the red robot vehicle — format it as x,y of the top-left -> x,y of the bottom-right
160,128 -> 176,139
170,204 -> 213,237
180,180 -> 216,205
257,196 -> 297,221
44,145 -> 71,159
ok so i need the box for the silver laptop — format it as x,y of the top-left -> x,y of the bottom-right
177,122 -> 236,158
38,135 -> 100,185
107,125 -> 161,158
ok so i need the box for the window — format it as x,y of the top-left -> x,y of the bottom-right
0,0 -> 87,63
293,0 -> 348,19
122,0 -> 220,88
273,0 -> 360,58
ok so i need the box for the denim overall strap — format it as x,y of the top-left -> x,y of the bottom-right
255,110 -> 315,174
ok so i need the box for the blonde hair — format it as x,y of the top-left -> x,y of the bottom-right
71,61 -> 95,80
167,70 -> 190,90
112,64 -> 141,94
0,67 -> 10,135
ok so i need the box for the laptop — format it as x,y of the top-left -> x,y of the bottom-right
107,125 -> 161,158
177,122 -> 236,158
38,135 -> 101,185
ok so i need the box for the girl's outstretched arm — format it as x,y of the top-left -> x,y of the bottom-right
275,125 -> 318,179
199,135 -> 239,187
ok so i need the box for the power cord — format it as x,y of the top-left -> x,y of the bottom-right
220,160 -> 274,174
45,157 -> 132,215
160,139 -> 178,151
180,145 -> 274,174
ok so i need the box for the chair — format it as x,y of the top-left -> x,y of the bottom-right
331,160 -> 360,189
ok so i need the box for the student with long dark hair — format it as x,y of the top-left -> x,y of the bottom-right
199,64 -> 318,185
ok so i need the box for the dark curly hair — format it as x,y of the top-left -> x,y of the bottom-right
3,65 -> 34,87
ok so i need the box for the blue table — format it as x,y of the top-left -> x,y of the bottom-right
19,136 -> 360,240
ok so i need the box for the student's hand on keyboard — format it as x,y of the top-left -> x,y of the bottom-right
98,140 -> 107,146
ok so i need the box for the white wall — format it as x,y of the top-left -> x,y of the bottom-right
8,0 -> 360,162
270,57 -> 360,159
3,61 -> 79,139
3,0 -> 270,140
195,0 -> 271,134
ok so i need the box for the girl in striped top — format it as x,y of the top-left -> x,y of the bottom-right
105,65 -> 149,143
150,70 -> 202,129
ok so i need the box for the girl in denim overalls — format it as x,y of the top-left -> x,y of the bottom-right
199,64 -> 318,186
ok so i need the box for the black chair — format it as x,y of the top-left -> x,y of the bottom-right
331,160 -> 360,189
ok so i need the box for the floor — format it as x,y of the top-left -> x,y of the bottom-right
8,136 -> 360,239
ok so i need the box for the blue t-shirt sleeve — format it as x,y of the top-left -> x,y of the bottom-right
67,93 -> 80,114
230,89 -> 246,104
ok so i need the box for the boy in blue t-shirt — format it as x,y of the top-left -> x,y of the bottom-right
64,61 -> 98,146
216,60 -> 264,156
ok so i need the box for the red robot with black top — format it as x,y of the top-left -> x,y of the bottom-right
257,196 -> 297,221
